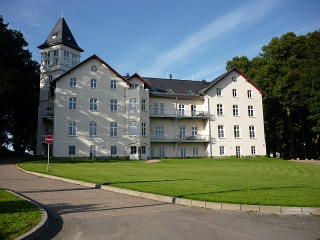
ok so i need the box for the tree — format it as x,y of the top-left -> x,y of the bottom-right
0,16 -> 39,153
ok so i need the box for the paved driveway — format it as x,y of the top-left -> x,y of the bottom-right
0,159 -> 319,240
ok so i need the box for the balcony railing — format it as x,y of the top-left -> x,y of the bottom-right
150,134 -> 210,143
149,110 -> 209,119
42,109 -> 54,122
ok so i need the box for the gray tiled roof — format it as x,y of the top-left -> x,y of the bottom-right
38,17 -> 83,52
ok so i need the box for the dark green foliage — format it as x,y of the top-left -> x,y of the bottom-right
0,16 -> 39,153
227,30 -> 320,159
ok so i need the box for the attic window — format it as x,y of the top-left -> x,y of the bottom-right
150,87 -> 158,92
166,88 -> 174,93
186,89 -> 194,94
232,77 -> 237,82
51,32 -> 58,39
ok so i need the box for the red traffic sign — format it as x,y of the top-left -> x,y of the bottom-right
45,135 -> 54,144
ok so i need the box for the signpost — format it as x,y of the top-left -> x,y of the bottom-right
45,135 -> 54,172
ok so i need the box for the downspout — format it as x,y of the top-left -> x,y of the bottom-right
175,97 -> 178,157
205,96 -> 212,158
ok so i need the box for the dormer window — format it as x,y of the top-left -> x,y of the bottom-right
51,32 -> 58,39
232,77 -> 237,82
166,88 -> 174,93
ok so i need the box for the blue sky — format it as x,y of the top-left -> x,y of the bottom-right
2,0 -> 320,81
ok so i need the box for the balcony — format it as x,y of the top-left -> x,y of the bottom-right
150,134 -> 211,143
42,109 -> 54,122
150,110 -> 209,119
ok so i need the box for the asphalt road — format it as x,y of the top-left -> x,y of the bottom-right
0,159 -> 319,240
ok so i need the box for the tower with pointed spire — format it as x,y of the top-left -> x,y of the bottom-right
36,17 -> 83,155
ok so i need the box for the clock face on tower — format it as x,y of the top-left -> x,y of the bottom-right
91,65 -> 97,72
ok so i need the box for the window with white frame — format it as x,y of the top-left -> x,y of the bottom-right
249,126 -> 256,138
90,145 -> 96,157
64,50 -> 69,65
131,84 -> 139,89
111,145 -> 117,155
179,126 -> 186,138
218,125 -> 225,138
141,122 -> 146,136
248,106 -> 254,117
72,53 -> 77,67
141,146 -> 146,154
234,125 -> 241,138
130,98 -> 136,110
70,78 -> 76,87
181,147 -> 186,158
129,122 -> 137,136
142,99 -> 146,111
247,90 -> 252,98
232,89 -> 238,98
69,146 -> 75,155
251,146 -> 256,155
69,97 -> 77,110
233,105 -> 239,116
111,80 -> 117,90
179,104 -> 185,116
68,121 -> 76,136
110,99 -> 117,111
217,104 -> 223,116
236,146 -> 241,157
156,125 -> 164,138
131,146 -> 137,154
193,147 -> 198,156
159,147 -> 165,158
191,105 -> 197,116
154,103 -> 158,114
110,122 -> 117,137
219,146 -> 225,155
90,98 -> 97,111
90,122 -> 97,136
192,126 -> 198,137
53,50 -> 59,65
216,88 -> 222,96
91,79 -> 97,88
160,103 -> 165,114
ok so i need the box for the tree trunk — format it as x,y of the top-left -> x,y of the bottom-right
287,108 -> 296,159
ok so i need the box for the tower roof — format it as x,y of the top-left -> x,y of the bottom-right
38,17 -> 84,52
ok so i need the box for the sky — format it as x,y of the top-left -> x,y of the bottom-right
2,0 -> 320,81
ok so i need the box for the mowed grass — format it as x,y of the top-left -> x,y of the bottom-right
0,189 -> 42,240
18,157 -> 320,207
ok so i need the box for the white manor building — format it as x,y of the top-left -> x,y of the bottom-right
36,17 -> 267,159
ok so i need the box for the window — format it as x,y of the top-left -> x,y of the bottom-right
110,99 -> 117,111
232,89 -> 238,97
166,88 -> 174,93
48,75 -> 52,82
233,105 -> 239,116
90,122 -> 97,136
130,98 -> 136,110
110,122 -> 117,137
193,147 -> 198,156
70,78 -> 76,87
130,146 -> 137,154
216,88 -> 222,96
156,125 -> 164,138
160,103 -> 164,114
44,52 -> 50,59
179,126 -> 186,138
234,125 -> 241,138
249,126 -> 256,138
218,125 -> 225,138
68,121 -> 76,136
159,147 -> 165,158
179,105 -> 185,116
72,53 -> 77,67
232,77 -> 237,82
142,122 -> 146,136
154,103 -> 158,115
217,104 -> 223,116
111,145 -> 117,155
251,146 -> 256,155
90,98 -> 98,111
54,50 -> 59,56
111,80 -> 117,90
220,146 -> 225,156
192,126 -> 198,136
69,146 -> 75,155
191,105 -> 196,116
45,59 -> 50,67
236,146 -> 241,157
69,97 -> 77,110
142,99 -> 146,111
64,50 -> 69,65
181,147 -> 186,158
53,50 -> 58,65
186,89 -> 194,94
130,83 -> 139,89
141,146 -> 146,154
248,106 -> 254,117
247,90 -> 252,98
91,79 -> 97,88
90,145 -> 96,158
129,122 -> 137,136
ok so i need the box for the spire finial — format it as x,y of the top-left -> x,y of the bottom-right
61,11 -> 63,18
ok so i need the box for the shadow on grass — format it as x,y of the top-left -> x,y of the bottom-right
102,179 -> 194,185
0,200 -> 39,214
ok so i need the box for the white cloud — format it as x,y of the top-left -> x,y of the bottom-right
140,0 -> 280,77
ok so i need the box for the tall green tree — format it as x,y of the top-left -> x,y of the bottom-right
0,16 -> 39,153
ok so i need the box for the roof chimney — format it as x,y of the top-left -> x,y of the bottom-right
126,73 -> 130,79
169,74 -> 173,79
201,79 -> 207,86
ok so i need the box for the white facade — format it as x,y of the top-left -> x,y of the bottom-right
36,18 -> 267,159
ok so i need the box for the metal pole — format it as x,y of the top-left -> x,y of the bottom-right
47,143 -> 50,172
304,142 -> 306,160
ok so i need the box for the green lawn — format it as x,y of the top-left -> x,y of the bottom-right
0,189 -> 42,240
18,157 -> 320,207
